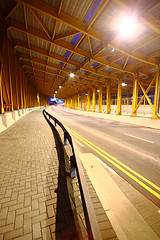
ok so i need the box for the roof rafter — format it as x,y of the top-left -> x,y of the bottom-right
14,0 -> 157,66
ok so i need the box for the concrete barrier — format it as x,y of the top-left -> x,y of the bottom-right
64,107 -> 160,130
0,106 -> 42,133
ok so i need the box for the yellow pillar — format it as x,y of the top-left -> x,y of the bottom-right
71,97 -> 73,108
117,79 -> 122,115
106,81 -> 111,114
73,96 -> 75,109
7,37 -> 14,111
152,68 -> 160,119
37,93 -> 40,106
84,94 -> 87,111
77,94 -> 80,110
0,69 -> 4,114
87,89 -> 91,111
98,86 -> 102,113
75,95 -> 77,110
92,88 -> 96,112
131,73 -> 138,117
80,95 -> 83,110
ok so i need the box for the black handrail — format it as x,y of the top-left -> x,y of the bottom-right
43,109 -> 102,240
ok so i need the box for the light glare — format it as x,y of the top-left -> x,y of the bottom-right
69,73 -> 74,78
122,83 -> 127,87
119,17 -> 137,37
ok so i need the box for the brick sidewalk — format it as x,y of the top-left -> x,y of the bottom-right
0,109 -> 118,240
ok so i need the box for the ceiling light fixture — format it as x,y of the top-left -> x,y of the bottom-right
119,16 -> 137,37
69,73 -> 74,78
122,83 -> 127,86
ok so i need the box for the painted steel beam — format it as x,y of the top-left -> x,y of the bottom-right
14,0 -> 158,66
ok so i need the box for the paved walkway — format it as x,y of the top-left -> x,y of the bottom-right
0,109 -> 118,240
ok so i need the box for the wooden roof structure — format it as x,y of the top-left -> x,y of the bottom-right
1,0 -> 160,99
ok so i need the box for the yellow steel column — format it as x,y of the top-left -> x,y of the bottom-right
7,36 -> 14,111
127,91 -> 129,114
75,95 -> 77,110
77,93 -> 80,110
92,87 -> 96,112
72,96 -> 75,109
0,31 -> 4,114
87,89 -> 91,111
71,97 -> 73,109
117,79 -> 122,115
84,94 -> 87,111
131,73 -> 138,117
106,81 -> 111,114
152,67 -> 160,119
37,93 -> 40,106
0,68 -> 4,114
80,94 -> 83,110
98,86 -> 102,113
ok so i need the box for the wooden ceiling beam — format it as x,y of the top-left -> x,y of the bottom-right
4,2 -> 20,21
29,8 -> 51,39
13,39 -> 127,79
55,30 -> 79,40
15,0 -> 157,66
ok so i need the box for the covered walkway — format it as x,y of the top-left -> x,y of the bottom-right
0,108 -> 117,240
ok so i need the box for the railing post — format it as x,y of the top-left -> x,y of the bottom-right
64,131 -> 67,146
70,155 -> 76,178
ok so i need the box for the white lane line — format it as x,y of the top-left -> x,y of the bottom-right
95,157 -> 117,175
124,133 -> 154,143
75,139 -> 84,147
141,128 -> 160,134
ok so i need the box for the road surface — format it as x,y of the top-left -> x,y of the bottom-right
49,106 -> 160,207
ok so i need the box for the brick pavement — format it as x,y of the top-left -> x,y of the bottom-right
0,109 -> 118,240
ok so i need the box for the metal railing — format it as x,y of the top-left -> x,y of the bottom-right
43,109 -> 102,240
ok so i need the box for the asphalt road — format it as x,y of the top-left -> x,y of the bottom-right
49,106 -> 160,207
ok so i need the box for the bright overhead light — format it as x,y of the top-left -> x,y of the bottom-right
118,16 -> 137,37
59,86 -> 62,88
69,73 -> 74,78
55,91 -> 57,93
122,82 -> 127,86
112,49 -> 115,52
97,90 -> 99,92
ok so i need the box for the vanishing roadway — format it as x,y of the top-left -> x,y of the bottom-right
48,106 -> 160,208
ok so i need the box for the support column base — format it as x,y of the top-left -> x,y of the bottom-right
116,112 -> 121,115
131,112 -> 137,117
152,114 -> 159,119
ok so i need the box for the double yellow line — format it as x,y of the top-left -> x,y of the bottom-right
66,126 -> 160,200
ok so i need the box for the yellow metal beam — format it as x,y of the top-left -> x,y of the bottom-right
138,79 -> 154,112
135,76 -> 156,111
14,0 -> 157,66
131,73 -> 139,117
152,68 -> 160,119
77,93 -> 80,110
117,79 -> 122,115
87,89 -> 91,111
92,88 -> 96,112
98,86 -> 102,113
106,80 -> 111,114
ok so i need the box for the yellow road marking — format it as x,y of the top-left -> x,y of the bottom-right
66,126 -> 160,200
